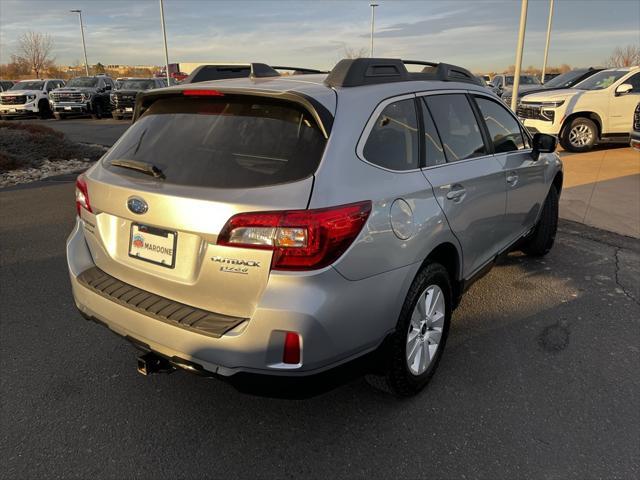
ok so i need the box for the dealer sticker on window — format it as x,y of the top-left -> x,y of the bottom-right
129,224 -> 177,268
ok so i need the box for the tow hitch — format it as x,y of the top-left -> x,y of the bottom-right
136,352 -> 176,375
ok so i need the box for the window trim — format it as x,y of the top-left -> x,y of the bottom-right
356,93 -> 423,173
418,96 -> 449,167
470,90 -> 534,149
418,90 -> 493,166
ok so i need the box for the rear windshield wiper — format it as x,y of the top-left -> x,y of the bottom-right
110,159 -> 165,179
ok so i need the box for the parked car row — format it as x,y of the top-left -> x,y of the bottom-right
0,74 -> 167,121
517,67 -> 640,152
476,67 -> 639,152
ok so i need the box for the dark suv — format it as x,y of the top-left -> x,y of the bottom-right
110,78 -> 166,120
50,75 -> 115,120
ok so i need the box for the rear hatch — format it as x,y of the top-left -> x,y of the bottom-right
80,90 -> 330,318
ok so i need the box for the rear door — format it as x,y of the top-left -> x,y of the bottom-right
419,93 -> 506,278
473,94 -> 547,244
81,92 -> 329,318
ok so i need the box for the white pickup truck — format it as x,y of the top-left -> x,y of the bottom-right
0,79 -> 66,119
517,67 -> 640,152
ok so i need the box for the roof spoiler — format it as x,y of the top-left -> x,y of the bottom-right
324,58 -> 483,88
181,63 -> 324,84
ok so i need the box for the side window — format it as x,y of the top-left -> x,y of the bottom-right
363,99 -> 419,171
475,96 -> 526,153
624,73 -> 640,93
419,99 -> 446,167
424,94 -> 487,162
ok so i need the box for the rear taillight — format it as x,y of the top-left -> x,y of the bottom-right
217,201 -> 372,271
75,175 -> 92,216
283,332 -> 301,364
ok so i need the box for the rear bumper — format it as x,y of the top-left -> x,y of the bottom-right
67,220 -> 416,377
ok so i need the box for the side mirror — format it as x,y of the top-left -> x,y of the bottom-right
532,133 -> 557,159
615,83 -> 632,96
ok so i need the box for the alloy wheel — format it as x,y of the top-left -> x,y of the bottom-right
406,284 -> 445,376
569,124 -> 594,148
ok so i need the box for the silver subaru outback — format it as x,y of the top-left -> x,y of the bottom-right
67,58 -> 562,396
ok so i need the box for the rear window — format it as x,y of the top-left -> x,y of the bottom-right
102,95 -> 327,188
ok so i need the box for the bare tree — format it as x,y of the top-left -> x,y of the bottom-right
16,31 -> 55,77
344,46 -> 368,59
605,45 -> 640,67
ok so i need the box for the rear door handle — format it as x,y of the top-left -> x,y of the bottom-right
446,185 -> 467,202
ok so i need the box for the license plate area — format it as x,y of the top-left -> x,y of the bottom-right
129,224 -> 177,268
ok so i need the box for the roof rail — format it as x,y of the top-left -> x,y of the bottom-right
324,58 -> 483,88
272,66 -> 329,75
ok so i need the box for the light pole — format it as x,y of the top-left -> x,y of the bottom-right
159,0 -> 171,85
370,3 -> 378,57
511,0 -> 528,111
541,0 -> 555,84
70,10 -> 89,76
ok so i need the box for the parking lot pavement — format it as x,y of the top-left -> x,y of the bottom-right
559,146 -> 640,238
1,181 -> 638,479
21,117 -> 130,146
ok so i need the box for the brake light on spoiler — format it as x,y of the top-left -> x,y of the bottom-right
182,89 -> 225,97
217,201 -> 372,271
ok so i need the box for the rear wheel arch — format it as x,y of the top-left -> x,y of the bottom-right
421,242 -> 462,308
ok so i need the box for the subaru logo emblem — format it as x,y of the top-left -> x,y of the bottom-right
127,197 -> 148,215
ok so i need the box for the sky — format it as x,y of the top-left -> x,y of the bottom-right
0,0 -> 638,73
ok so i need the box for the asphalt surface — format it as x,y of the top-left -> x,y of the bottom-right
23,117 -> 130,146
1,180 -> 639,479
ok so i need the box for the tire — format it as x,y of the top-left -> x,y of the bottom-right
521,185 -> 559,257
91,102 -> 103,120
560,117 -> 597,152
53,113 -> 65,120
370,263 -> 452,397
38,100 -> 51,119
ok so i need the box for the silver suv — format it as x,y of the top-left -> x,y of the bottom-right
67,59 -> 563,396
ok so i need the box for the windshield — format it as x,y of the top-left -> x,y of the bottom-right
575,70 -> 627,90
118,80 -> 156,90
505,75 -> 541,86
102,96 -> 326,189
544,70 -> 586,88
11,81 -> 44,91
66,77 -> 99,88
